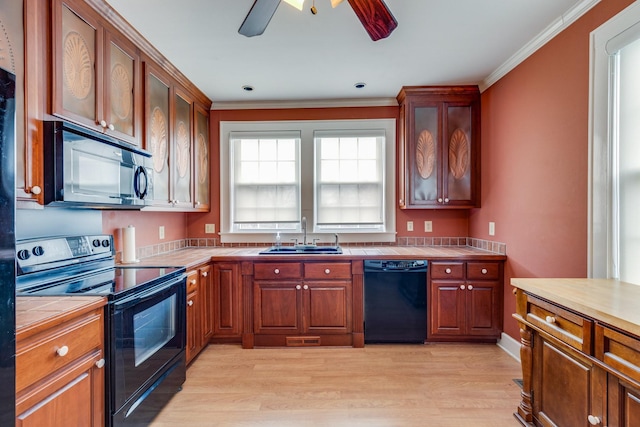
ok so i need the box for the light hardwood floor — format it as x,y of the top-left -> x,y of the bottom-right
151,344 -> 522,427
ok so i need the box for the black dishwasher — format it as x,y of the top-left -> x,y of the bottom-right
364,260 -> 427,343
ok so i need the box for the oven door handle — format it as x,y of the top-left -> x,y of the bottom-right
113,275 -> 185,311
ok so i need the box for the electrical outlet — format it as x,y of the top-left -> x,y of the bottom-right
489,222 -> 495,236
205,224 -> 216,234
424,221 -> 433,232
407,221 -> 413,232
159,226 -> 165,240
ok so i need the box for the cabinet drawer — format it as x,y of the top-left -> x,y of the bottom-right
430,262 -> 464,279
254,262 -> 302,280
186,270 -> 199,293
596,324 -> 640,384
16,310 -> 103,392
467,262 -> 500,280
525,295 -> 593,353
304,262 -> 351,279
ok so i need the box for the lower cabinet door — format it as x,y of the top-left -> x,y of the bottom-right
608,375 -> 640,427
533,334 -> 605,427
186,289 -> 200,364
253,281 -> 301,334
303,281 -> 352,334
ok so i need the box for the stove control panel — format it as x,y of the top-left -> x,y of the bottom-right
16,234 -> 114,269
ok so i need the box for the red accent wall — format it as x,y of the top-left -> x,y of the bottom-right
102,210 -> 186,254
186,106 -> 470,239
471,0 -> 635,340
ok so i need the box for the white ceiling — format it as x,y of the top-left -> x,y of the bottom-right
105,0 -> 591,107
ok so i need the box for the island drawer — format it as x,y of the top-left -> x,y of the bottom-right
525,294 -> 593,354
16,308 -> 103,392
595,324 -> 640,384
467,262 -> 500,280
430,262 -> 464,279
304,262 -> 351,279
254,262 -> 303,280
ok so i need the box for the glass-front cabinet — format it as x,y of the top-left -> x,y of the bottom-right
397,86 -> 480,209
194,103 -> 210,210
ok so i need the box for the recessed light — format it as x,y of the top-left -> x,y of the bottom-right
242,85 -> 254,92
354,82 -> 366,89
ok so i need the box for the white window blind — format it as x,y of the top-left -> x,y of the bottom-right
314,130 -> 385,231
230,131 -> 300,231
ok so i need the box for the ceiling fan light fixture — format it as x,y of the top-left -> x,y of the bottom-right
330,0 -> 343,8
283,0 -> 305,10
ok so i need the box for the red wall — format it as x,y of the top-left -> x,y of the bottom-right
471,0 -> 635,339
102,210 -> 186,254
187,106 -> 470,239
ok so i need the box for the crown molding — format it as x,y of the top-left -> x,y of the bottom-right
211,97 -> 398,110
480,0 -> 601,92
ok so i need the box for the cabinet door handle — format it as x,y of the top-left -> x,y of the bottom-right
445,268 -> 452,274
201,271 -> 208,277
324,269 -> 331,275
438,197 -> 443,203
296,285 -> 301,290
587,415 -> 601,425
99,119 -> 107,128
303,284 -> 309,290
56,346 -> 69,357
274,268 -> 280,275
444,197 -> 449,203
188,300 -> 194,306
190,279 -> 197,285
108,123 -> 115,131
460,285 -> 466,290
95,358 -> 105,369
31,185 -> 42,195
545,315 -> 556,324
467,285 -> 473,290
481,268 -> 488,274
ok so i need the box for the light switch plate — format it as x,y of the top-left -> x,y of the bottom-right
489,222 -> 495,236
407,221 -> 413,232
159,226 -> 165,240
205,224 -> 216,234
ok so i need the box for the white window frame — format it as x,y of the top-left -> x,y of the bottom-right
589,1 -> 640,279
220,119 -> 396,244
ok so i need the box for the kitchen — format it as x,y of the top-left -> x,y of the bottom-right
1,0 -> 639,426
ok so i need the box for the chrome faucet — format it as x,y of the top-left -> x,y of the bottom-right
301,216 -> 307,245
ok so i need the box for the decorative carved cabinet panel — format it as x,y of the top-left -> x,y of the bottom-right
397,86 -> 480,209
172,89 -> 192,208
53,0 -> 141,145
145,63 -> 171,206
194,103 -> 210,210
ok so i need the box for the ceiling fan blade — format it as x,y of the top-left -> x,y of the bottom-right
346,0 -> 398,41
239,0 -> 281,37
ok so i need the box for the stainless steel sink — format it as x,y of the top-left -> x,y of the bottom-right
259,245 -> 343,255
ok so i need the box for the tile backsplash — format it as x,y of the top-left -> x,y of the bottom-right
121,236 -> 506,261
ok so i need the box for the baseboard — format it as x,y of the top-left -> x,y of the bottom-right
497,332 -> 521,363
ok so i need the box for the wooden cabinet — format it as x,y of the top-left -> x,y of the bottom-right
193,102 -> 211,210
52,0 -> 141,145
397,86 -> 480,209
428,261 -> 502,341
211,262 -> 243,340
251,261 -> 353,347
185,263 -> 212,364
16,300 -> 105,427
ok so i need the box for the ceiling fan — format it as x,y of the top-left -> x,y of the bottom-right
238,0 -> 398,41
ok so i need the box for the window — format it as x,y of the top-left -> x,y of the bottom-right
590,2 -> 640,283
220,119 -> 396,244
315,130 -> 385,231
230,132 -> 300,231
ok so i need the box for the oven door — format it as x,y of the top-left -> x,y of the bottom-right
110,274 -> 186,412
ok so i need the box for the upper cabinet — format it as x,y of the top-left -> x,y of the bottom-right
52,0 -> 141,145
21,0 -> 212,210
397,86 -> 480,209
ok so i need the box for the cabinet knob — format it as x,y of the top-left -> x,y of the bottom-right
481,268 -> 488,274
190,279 -> 197,285
108,123 -> 115,131
303,284 -> 309,290
468,285 -> 473,290
438,197 -> 443,203
201,271 -> 208,277
296,285 -> 301,290
399,199 -> 404,205
460,285 -> 466,290
444,197 -> 449,203
95,358 -> 105,369
30,185 -> 42,195
188,300 -> 194,306
324,269 -> 331,275
587,415 -> 601,425
56,346 -> 69,357
274,268 -> 280,275
445,268 -> 452,274
545,315 -> 556,324
99,119 -> 107,128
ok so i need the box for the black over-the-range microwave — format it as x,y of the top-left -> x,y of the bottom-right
43,121 -> 153,209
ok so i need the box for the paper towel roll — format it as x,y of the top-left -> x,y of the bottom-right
122,225 -> 137,263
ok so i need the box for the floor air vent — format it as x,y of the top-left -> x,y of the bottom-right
286,336 -> 321,346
